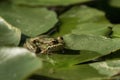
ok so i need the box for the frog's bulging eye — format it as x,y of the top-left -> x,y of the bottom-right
57,37 -> 63,40
52,39 -> 59,44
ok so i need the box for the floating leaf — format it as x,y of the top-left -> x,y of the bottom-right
38,50 -> 100,68
72,23 -> 112,36
0,17 -> 21,46
36,59 -> 120,80
0,2 -> 58,37
0,47 -> 42,80
109,0 -> 120,7
112,24 -> 120,38
53,6 -> 110,37
63,34 -> 120,54
11,0 -> 91,6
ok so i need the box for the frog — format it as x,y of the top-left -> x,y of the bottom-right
23,35 -> 65,54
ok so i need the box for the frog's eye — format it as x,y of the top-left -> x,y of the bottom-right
57,37 -> 63,40
57,37 -> 64,43
52,39 -> 59,44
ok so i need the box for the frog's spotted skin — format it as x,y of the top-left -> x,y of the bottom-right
23,35 -> 64,54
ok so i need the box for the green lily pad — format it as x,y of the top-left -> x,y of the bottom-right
11,0 -> 91,6
63,34 -> 120,54
111,24 -> 120,38
53,6 -> 110,37
0,2 -> 58,37
0,47 -> 42,80
109,0 -> 120,7
38,50 -> 101,68
72,23 -> 112,36
36,59 -> 120,80
0,17 -> 21,46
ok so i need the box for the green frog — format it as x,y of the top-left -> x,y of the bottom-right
23,35 -> 65,54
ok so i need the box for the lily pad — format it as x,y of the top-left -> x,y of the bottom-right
109,0 -> 120,7
111,24 -> 120,38
0,17 -> 21,46
53,6 -> 110,37
72,23 -> 112,36
0,2 -> 58,37
11,0 -> 91,6
36,59 -> 120,80
63,34 -> 120,54
0,47 -> 42,80
39,50 -> 101,68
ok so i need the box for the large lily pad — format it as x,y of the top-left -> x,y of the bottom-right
11,0 -> 91,6
0,47 -> 42,80
36,59 -> 120,80
0,17 -> 21,46
63,34 -> 120,54
53,6 -> 110,37
0,2 -> 58,37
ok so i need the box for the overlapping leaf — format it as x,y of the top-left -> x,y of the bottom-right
63,34 -> 120,54
38,50 -> 100,68
0,17 -> 21,46
53,6 -> 110,37
0,47 -> 42,80
109,0 -> 120,7
72,23 -> 112,36
0,2 -> 58,37
36,59 -> 120,80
